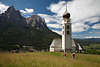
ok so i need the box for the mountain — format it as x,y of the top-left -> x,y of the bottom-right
76,38 -> 100,43
74,38 -> 100,46
84,38 -> 100,43
0,6 -> 26,27
26,15 -> 49,31
0,6 -> 60,51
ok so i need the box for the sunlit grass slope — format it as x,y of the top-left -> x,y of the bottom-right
0,52 -> 100,67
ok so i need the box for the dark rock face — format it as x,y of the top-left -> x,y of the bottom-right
26,15 -> 49,31
0,6 -> 26,27
0,6 -> 60,51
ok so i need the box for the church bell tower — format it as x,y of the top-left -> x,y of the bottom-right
62,4 -> 72,52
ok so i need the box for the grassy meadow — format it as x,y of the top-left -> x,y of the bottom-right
0,52 -> 100,67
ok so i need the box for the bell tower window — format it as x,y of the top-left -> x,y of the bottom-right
67,25 -> 69,29
67,31 -> 69,34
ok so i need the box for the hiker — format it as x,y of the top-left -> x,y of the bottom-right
72,53 -> 75,59
64,53 -> 67,56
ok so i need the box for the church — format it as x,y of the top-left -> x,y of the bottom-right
50,3 -> 83,52
49,38 -> 77,52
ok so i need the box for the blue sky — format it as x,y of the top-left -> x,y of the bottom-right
0,0 -> 100,38
0,0 -> 58,14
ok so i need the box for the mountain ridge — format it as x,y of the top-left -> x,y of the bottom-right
0,6 -> 61,51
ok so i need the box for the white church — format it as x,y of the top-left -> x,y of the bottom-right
49,38 -> 79,52
50,4 -> 82,52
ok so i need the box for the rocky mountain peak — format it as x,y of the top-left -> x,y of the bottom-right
26,15 -> 49,31
5,6 -> 22,18
0,6 -> 60,51
6,6 -> 15,12
0,6 -> 26,27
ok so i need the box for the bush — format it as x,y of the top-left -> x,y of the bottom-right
84,49 -> 100,55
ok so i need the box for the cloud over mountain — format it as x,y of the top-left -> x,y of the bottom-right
0,2 -> 8,14
0,0 -> 100,38
38,0 -> 100,38
20,8 -> 34,14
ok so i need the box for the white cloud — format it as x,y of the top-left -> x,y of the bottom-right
20,8 -> 34,14
47,1 -> 66,16
92,24 -> 100,29
72,22 -> 90,32
68,0 -> 100,22
38,14 -> 56,23
47,24 -> 62,29
0,2 -> 9,14
85,17 -> 100,24
38,14 -> 62,24
84,36 -> 100,38
46,0 -> 100,33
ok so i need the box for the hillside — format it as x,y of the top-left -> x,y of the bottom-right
0,6 -> 61,51
74,38 -> 100,46
74,38 -> 100,54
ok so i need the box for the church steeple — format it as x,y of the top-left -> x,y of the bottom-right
63,3 -> 70,22
62,2 -> 72,52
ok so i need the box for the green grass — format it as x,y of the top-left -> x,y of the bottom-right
0,52 -> 100,67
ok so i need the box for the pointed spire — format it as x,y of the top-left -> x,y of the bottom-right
63,1 -> 70,22
65,2 -> 67,12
